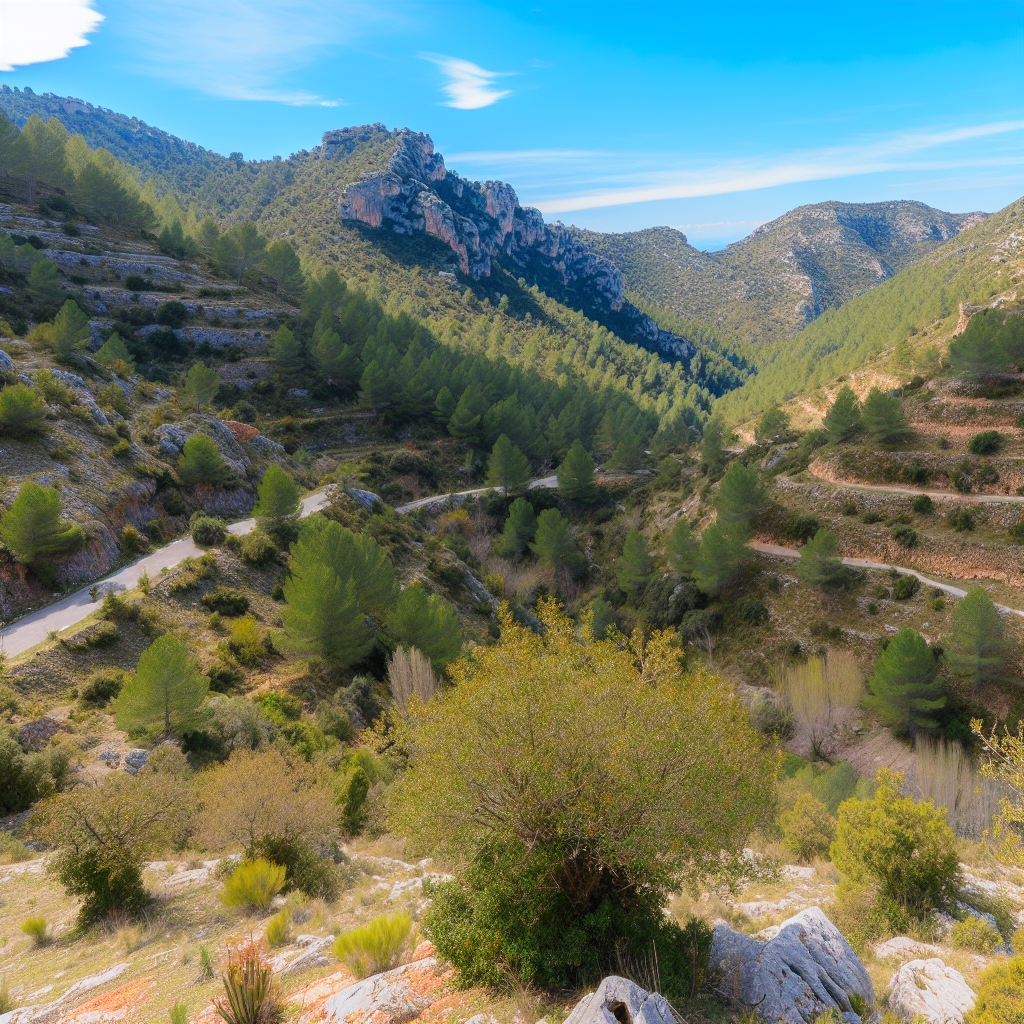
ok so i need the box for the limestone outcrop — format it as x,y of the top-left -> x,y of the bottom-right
562,976 -> 676,1024
887,958 -> 976,1024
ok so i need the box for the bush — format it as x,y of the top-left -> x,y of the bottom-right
860,511 -> 882,524
912,494 -> 934,514
253,691 -> 301,724
214,943 -> 282,1024
332,913 -> 412,978
221,859 -> 286,913
0,383 -> 47,435
20,915 -> 48,945
892,574 -> 920,600
120,524 -> 148,557
1009,519 -> 1024,544
190,514 -> 226,546
178,434 -> 229,486
81,671 -> 124,706
947,508 -> 975,533
751,692 -> 793,738
950,915 -> 1002,953
265,910 -> 291,948
0,735 -> 74,814
124,274 -> 150,291
207,660 -> 245,694
228,616 -> 266,667
832,770 -> 960,928
100,591 -> 138,623
892,524 -> 918,548
780,793 -> 836,863
968,430 -> 1003,456
240,529 -> 277,567
0,683 -> 21,718
201,587 -> 250,616
966,953 -> 1024,1024
155,301 -> 189,328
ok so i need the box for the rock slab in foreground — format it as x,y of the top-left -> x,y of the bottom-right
562,976 -> 675,1024
709,906 -> 874,1024
322,957 -> 443,1024
888,959 -> 976,1024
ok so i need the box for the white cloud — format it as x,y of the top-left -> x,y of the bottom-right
526,121 -> 1024,213
0,0 -> 103,71
419,54 -> 512,109
117,1 -> 405,105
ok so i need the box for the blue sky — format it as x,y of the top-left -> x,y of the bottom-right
2,0 -> 1022,248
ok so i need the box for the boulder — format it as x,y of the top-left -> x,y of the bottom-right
562,976 -> 675,1024
0,349 -> 14,373
888,959 -> 976,1024
322,957 -> 445,1024
121,749 -> 148,775
346,487 -> 382,511
709,906 -> 873,1024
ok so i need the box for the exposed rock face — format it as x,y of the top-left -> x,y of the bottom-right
887,959 -> 976,1024
321,956 -> 446,1024
325,127 -> 690,360
562,976 -> 676,1024
709,906 -> 874,1024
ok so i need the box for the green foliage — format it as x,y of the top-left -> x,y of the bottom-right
666,518 -> 699,576
221,859 -> 286,913
0,383 -> 47,435
861,388 -> 909,444
716,462 -> 766,527
20,915 -> 48,945
912,494 -> 934,514
700,413 -> 727,474
263,239 -> 305,297
557,439 -> 598,502
0,480 -> 85,564
265,909 -> 291,948
780,793 -> 836,863
178,434 -> 230,486
255,466 -> 301,534
948,507 -> 975,532
0,734 -> 73,814
182,362 -> 221,413
832,771 -> 960,926
485,433 -> 531,494
389,585 -> 462,669
530,508 -> 585,578
252,691 -> 302,725
332,913 -> 412,979
239,528 -> 278,567
823,386 -> 861,443
389,601 -> 773,993
865,628 -> 945,735
52,300 -> 90,359
892,573 -> 920,600
115,634 -> 210,736
214,943 -> 282,1024
965,952 -> 1024,1024
692,522 -> 747,596
755,404 -> 790,444
947,588 -> 1009,692
494,496 -> 537,558
27,258 -> 62,305
951,916 -> 1002,953
169,1003 -> 188,1024
616,530 -> 653,594
81,671 -> 124,706
190,513 -> 226,546
270,325 -> 304,374
968,430 -> 1003,455
202,588 -> 250,616
215,221 -> 267,285
797,528 -> 851,588
892,524 -> 918,548
948,307 -> 1024,375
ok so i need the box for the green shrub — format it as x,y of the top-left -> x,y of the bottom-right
860,510 -> 883,524
947,508 -> 975,532
253,691 -> 301,725
81,671 -> 124,706
892,574 -> 920,600
207,660 -> 245,694
968,430 -> 1003,456
332,913 -> 412,978
965,953 -> 1024,1024
239,529 -> 277,567
111,438 -> 131,458
950,915 -> 1002,953
201,588 -> 250,616
832,771 -> 960,928
250,836 -> 338,902
315,701 -> 353,743
221,859 -> 286,913
65,620 -> 119,651
228,616 -> 266,667
100,591 -> 138,623
0,830 -> 32,863
169,1003 -> 188,1024
780,793 -> 836,863
178,434 -> 229,486
1009,519 -> 1024,544
912,494 -> 933,514
20,915 -> 48,945
120,524 -> 148,557
190,514 -> 226,546
0,683 -> 21,718
891,524 -> 918,548
0,383 -> 47,435
265,909 -> 291,948
750,692 -> 793,738
198,944 -> 215,978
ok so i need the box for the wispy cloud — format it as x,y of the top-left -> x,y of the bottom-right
0,0 -> 103,71
419,54 -> 512,109
527,121 -> 1024,213
118,1 -> 406,105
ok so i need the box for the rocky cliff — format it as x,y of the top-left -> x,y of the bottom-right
322,126 -> 692,360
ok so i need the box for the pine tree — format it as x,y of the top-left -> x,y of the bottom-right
607,427 -> 642,471
388,585 -> 463,669
716,462 -> 766,528
755,405 -> 790,444
865,628 -> 945,735
434,387 -> 456,423
262,239 -> 304,296
946,588 -> 1009,692
447,389 -> 483,444
797,529 -> 851,588
270,325 -> 304,374
485,434 -> 531,494
531,508 -> 585,576
587,596 -> 616,639
862,387 -> 909,444
823,386 -> 861,443
666,518 -> 698,575
359,360 -> 391,407
181,361 -> 220,412
52,300 -> 90,359
95,332 -> 134,370
216,221 -> 266,284
177,434 -> 229,485
27,259 -> 61,306
114,635 -> 209,736
0,384 -> 47,436
700,413 -> 727,474
557,439 -> 598,502
617,530 -> 652,594
10,114 -> 68,204
692,523 -> 747,596
255,465 -> 301,534
495,497 -> 537,557
0,481 -> 85,564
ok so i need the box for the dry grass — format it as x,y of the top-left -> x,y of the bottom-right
778,650 -> 864,759
483,556 -> 545,600
914,738 -> 1007,838
387,646 -> 437,714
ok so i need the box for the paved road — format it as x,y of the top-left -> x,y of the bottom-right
394,475 -> 559,513
750,541 -> 1024,618
796,470 -> 1024,505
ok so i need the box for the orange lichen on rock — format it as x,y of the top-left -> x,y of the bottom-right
222,420 -> 260,442
58,978 -> 150,1024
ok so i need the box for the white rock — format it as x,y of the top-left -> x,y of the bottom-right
783,864 -> 816,881
562,976 -> 675,1024
874,936 -> 944,960
710,906 -> 873,1023
323,958 -> 439,1024
888,959 -> 976,1024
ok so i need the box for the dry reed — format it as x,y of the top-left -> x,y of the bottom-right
388,646 -> 437,715
914,737 -> 1006,838
778,650 -> 863,759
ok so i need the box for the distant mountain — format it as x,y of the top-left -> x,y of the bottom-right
571,201 -> 988,345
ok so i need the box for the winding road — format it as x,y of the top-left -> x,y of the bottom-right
795,470 -> 1024,505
